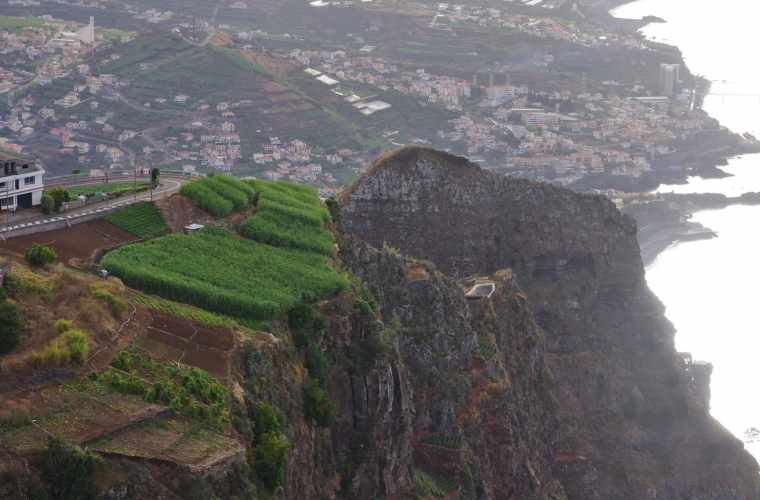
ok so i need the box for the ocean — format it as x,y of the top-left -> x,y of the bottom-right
612,0 -> 760,457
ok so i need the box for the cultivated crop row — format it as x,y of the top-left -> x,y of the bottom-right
477,330 -> 496,360
129,295 -> 230,327
413,468 -> 459,497
102,202 -> 169,238
421,434 -> 464,449
239,180 -> 333,255
179,175 -> 256,218
102,226 -> 347,320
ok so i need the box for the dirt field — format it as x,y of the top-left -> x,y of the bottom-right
133,307 -> 235,378
0,219 -> 140,267
155,194 -> 256,234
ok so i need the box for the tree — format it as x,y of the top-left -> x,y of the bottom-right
254,433 -> 290,493
71,168 -> 81,182
24,244 -> 57,266
39,435 -> 100,500
0,298 -> 21,354
43,186 -> 70,212
40,195 -> 54,215
254,403 -> 280,445
305,344 -> 330,389
151,167 -> 160,187
302,379 -> 335,427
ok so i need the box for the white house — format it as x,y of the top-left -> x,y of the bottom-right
0,151 -> 45,211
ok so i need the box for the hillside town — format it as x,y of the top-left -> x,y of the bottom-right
0,7 -> 714,191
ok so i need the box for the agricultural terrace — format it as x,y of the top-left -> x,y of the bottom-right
102,202 -> 169,238
179,175 -> 255,218
240,180 -> 333,255
101,226 -> 347,320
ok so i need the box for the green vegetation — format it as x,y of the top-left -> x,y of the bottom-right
302,379 -> 335,427
54,319 -> 72,333
40,195 -> 54,215
477,331 -> 496,360
240,180 -> 333,255
179,175 -> 255,217
128,295 -> 230,327
90,282 -> 126,315
102,202 -> 169,238
30,330 -> 90,367
42,186 -> 70,212
0,283 -> 21,354
305,344 -> 330,389
102,226 -> 347,320
66,182 -> 149,198
39,434 -> 101,500
23,244 -> 57,266
413,467 -> 459,498
254,433 -> 291,493
104,348 -> 229,429
421,434 -> 463,449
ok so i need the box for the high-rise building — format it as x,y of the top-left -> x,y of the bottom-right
659,63 -> 680,95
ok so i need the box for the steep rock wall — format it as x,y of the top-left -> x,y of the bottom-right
338,146 -> 760,499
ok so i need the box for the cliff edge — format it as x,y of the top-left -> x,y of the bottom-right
339,146 -> 760,499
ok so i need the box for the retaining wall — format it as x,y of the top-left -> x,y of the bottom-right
0,199 -> 143,240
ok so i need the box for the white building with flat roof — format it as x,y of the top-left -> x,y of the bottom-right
0,151 -> 45,211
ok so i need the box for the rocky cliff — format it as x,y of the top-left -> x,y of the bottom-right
336,146 -> 760,499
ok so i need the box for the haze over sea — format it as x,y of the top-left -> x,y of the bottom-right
612,0 -> 760,457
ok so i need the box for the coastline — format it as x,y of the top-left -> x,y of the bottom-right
599,0 -> 760,266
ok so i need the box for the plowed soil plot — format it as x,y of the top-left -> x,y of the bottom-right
144,310 -> 233,377
149,310 -> 235,351
0,219 -> 139,265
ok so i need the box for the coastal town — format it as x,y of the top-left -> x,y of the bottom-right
0,0 -> 736,199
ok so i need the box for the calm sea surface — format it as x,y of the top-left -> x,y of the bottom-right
612,0 -> 760,457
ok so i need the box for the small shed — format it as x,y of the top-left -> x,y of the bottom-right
183,223 -> 205,234
464,282 -> 496,301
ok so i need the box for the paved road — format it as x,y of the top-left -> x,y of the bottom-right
0,176 -> 187,228
142,126 -> 174,163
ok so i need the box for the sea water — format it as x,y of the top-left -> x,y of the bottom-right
612,0 -> 760,457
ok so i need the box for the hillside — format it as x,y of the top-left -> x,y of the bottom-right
3,149 -> 759,498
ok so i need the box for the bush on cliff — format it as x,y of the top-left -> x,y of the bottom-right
39,434 -> 101,500
0,294 -> 21,354
302,379 -> 335,428
254,433 -> 290,493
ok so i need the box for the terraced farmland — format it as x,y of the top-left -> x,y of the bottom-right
102,202 -> 169,238
179,175 -> 256,218
239,180 -> 334,255
101,226 -> 347,320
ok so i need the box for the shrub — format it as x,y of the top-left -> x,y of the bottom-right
23,244 -> 57,266
254,433 -> 290,493
30,486 -> 49,500
313,314 -> 326,332
90,283 -> 126,315
294,329 -> 310,349
146,376 -> 174,404
43,186 -> 70,212
54,319 -> 72,333
40,194 -> 54,215
39,435 -> 100,500
65,330 -> 88,364
288,303 -> 313,331
183,396 -> 205,420
305,344 -> 330,389
0,300 -> 21,354
302,379 -> 335,428
254,403 -> 280,445
31,339 -> 69,367
112,350 -> 134,371
0,286 -> 5,302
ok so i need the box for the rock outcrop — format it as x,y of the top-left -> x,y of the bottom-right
338,146 -> 760,499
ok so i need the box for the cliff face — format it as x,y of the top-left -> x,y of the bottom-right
338,146 -> 760,499
263,242 -> 565,499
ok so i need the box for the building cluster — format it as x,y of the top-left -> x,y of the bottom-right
123,5 -> 173,24
432,4 -> 642,50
